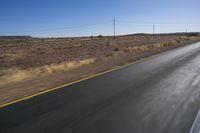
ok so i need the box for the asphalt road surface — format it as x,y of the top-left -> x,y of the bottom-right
1,42 -> 200,133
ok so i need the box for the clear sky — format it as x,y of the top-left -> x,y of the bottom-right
0,0 -> 200,37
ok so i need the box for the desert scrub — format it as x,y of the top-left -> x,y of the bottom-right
0,53 -> 25,61
113,48 -> 120,51
123,42 -> 175,54
123,45 -> 149,53
176,39 -> 181,43
161,42 -> 174,46
105,53 -> 113,57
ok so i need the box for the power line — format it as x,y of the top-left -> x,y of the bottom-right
1,19 -> 199,36
1,21 -> 112,34
117,20 -> 200,25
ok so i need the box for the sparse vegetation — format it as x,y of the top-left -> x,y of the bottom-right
0,34 -> 200,105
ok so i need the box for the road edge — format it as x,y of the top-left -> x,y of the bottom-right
0,41 -> 199,109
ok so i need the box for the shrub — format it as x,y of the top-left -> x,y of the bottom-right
105,53 -> 113,57
97,35 -> 103,38
162,42 -> 174,46
113,48 -> 119,51
176,39 -> 181,43
187,33 -> 199,37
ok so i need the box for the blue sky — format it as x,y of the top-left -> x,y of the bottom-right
0,0 -> 200,37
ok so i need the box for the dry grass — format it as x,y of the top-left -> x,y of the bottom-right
123,42 -> 175,53
0,58 -> 95,86
0,53 -> 25,61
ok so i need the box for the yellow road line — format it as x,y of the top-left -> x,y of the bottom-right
0,53 -> 160,109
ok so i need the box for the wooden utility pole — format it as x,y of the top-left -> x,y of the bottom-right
113,18 -> 116,38
153,24 -> 155,35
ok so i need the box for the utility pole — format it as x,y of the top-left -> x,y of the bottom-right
186,24 -> 188,34
113,18 -> 116,38
153,24 -> 155,35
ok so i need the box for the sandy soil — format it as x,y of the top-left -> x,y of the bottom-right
0,34 -> 200,105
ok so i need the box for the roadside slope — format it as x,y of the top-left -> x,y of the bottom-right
0,34 -> 200,106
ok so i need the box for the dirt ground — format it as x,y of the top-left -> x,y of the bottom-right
0,34 -> 200,105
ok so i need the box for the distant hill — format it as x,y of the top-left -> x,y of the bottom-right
127,32 -> 200,36
162,32 -> 200,36
0,36 -> 33,39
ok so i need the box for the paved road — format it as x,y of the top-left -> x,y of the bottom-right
1,42 -> 200,133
